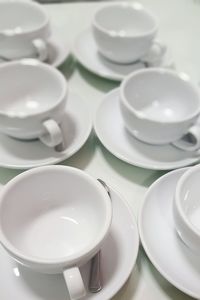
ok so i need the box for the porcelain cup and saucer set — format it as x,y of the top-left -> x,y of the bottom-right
0,165 -> 139,300
139,163 -> 200,298
0,0 -> 70,67
95,68 -> 200,170
0,59 -> 92,169
74,2 -> 173,81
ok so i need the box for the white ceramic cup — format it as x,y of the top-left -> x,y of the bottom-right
174,165 -> 200,253
0,60 -> 68,148
0,165 -> 112,300
0,0 -> 50,61
92,2 -> 166,64
120,68 -> 200,151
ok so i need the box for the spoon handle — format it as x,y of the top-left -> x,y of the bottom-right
89,179 -> 111,293
0,55 -> 11,62
89,251 -> 102,293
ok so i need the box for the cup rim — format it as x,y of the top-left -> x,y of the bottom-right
0,0 -> 49,36
0,165 -> 112,268
93,2 -> 158,39
0,59 -> 68,118
120,68 -> 200,124
175,165 -> 200,238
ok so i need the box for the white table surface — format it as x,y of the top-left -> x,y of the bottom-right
1,0 -> 200,299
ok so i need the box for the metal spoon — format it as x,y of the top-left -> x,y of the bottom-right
89,250 -> 102,293
0,55 -> 11,62
97,178 -> 111,198
54,141 -> 65,152
88,179 -> 111,293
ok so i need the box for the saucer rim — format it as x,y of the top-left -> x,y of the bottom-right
138,167 -> 200,299
0,90 -> 92,170
0,183 -> 140,300
94,88 -> 200,170
73,28 -> 173,82
100,184 -> 140,300
47,31 -> 71,68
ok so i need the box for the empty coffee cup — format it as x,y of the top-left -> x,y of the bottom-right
0,165 -> 112,300
0,0 -> 50,61
120,68 -> 200,151
0,60 -> 67,148
174,165 -> 200,253
92,2 -> 166,64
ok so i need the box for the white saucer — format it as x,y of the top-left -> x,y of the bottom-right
138,168 -> 200,298
73,28 -> 174,81
47,30 -> 70,68
0,183 -> 139,300
0,91 -> 92,169
94,88 -> 200,170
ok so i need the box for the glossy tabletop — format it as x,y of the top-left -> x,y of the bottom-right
1,0 -> 200,299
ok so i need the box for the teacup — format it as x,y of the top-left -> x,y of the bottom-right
0,165 -> 112,300
174,165 -> 200,253
120,68 -> 200,151
92,2 -> 166,64
0,60 -> 67,148
0,0 -> 50,61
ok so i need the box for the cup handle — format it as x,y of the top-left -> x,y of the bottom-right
141,40 -> 167,66
172,124 -> 200,152
39,119 -> 63,148
32,38 -> 48,62
63,267 -> 86,300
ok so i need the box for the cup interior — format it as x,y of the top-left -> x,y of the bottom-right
0,167 -> 111,262
122,70 -> 200,122
0,1 -> 47,34
177,168 -> 200,233
94,3 -> 156,36
0,61 -> 66,117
